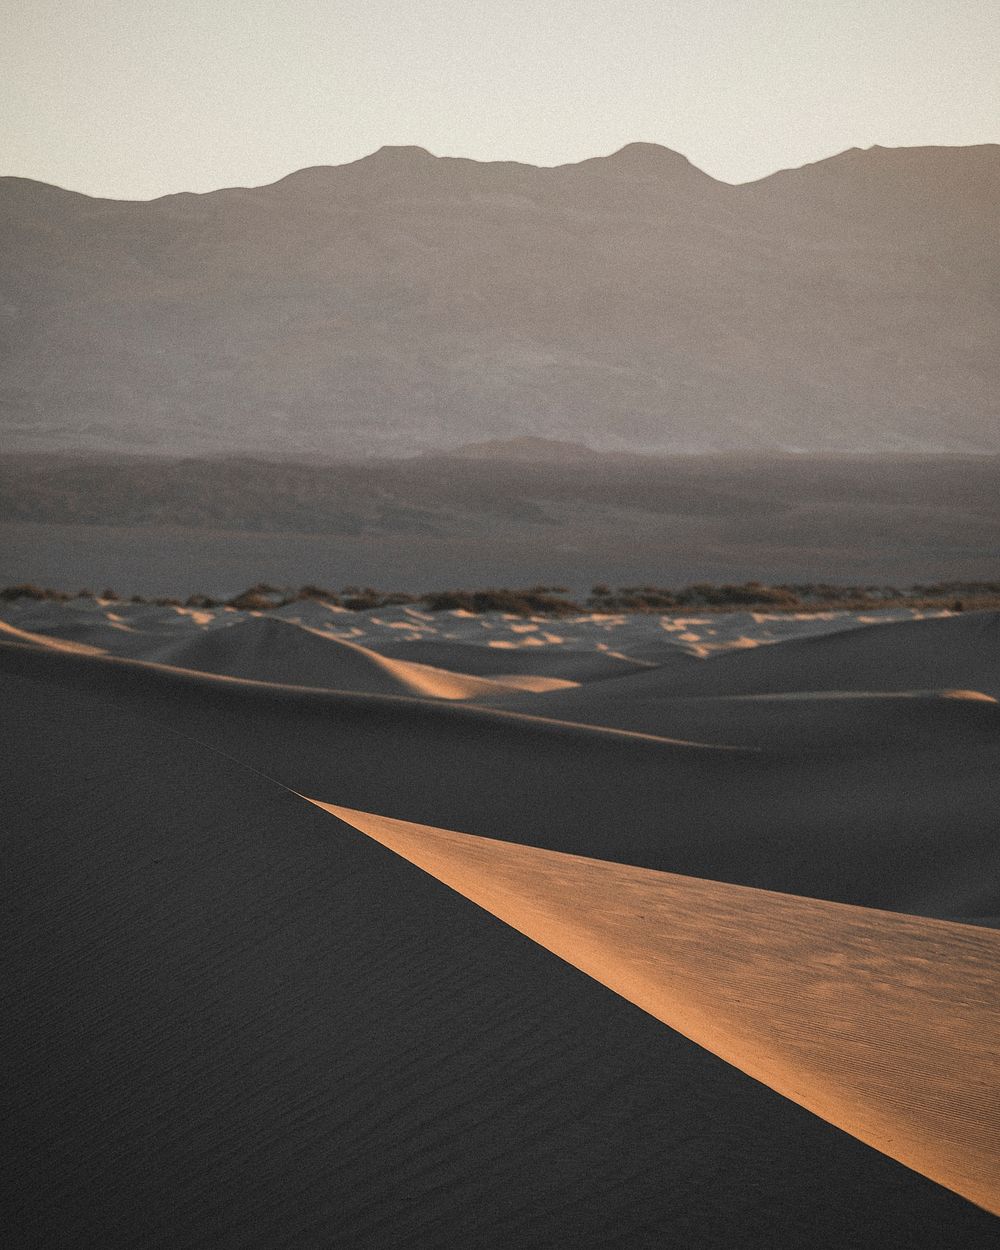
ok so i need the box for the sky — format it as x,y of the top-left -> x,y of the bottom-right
3,0 -> 998,199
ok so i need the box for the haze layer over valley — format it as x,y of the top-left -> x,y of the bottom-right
2,142 -> 997,458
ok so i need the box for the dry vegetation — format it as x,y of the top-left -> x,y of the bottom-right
5,580 -> 1000,615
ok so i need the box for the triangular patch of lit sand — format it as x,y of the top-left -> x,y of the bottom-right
308,799 -> 1000,1214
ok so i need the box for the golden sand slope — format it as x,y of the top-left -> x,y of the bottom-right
331,634 -> 578,697
312,801 -> 1000,1214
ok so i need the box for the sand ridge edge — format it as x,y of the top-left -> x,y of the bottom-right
309,799 -> 1000,1216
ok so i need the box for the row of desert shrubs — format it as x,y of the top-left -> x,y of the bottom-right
4,581 -> 1000,615
586,581 -> 1000,612
421,586 -> 582,615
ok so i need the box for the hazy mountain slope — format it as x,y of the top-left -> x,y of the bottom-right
1,143 -> 997,456
2,451 -> 997,549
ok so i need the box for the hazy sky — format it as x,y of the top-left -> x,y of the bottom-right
4,0 -> 998,199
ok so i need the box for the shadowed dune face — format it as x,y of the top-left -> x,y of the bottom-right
312,803 -> 1000,1214
3,673 -> 999,1248
497,685 -> 1000,751
1,614 -> 999,922
3,605 -> 1000,1244
497,611 -> 1000,738
590,611 -> 1000,699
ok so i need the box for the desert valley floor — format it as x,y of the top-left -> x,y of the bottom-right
2,598 -> 998,1247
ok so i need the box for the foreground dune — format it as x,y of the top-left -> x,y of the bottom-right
314,803 -> 1000,1213
4,672 -> 998,1248
2,605 -> 998,1245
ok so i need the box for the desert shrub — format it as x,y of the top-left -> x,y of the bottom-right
340,588 -> 418,610
343,593 -> 381,610
421,587 -> 582,616
295,584 -> 339,603
225,582 -> 290,611
621,587 -> 678,609
227,589 -> 276,611
1,583 -> 49,601
3,578 -> 997,618
421,590 -> 474,612
673,582 -> 801,608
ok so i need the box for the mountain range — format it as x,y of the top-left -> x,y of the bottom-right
1,142 -> 997,456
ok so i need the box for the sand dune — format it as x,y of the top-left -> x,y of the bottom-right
2,634 -> 998,922
3,607 -> 578,698
593,611 -> 1000,699
314,802 -> 1000,1213
1,594 -> 951,666
0,616 -> 106,655
155,615 -> 577,697
503,683 -> 1000,750
498,611 -> 1000,735
370,635 -> 658,681
3,670 -> 998,1248
2,602 -> 999,1245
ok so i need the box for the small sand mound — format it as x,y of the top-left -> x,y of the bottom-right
519,611 -> 1000,710
370,637 -> 657,682
156,615 -> 575,699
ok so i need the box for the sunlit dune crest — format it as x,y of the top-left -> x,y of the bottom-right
312,801 -> 1000,1215
297,627 -> 578,697
142,615 -> 579,699
0,618 -> 106,655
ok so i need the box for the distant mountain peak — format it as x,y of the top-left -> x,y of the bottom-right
443,437 -> 602,463
361,145 -> 436,164
268,145 -> 437,192
579,141 -> 714,182
607,141 -> 692,164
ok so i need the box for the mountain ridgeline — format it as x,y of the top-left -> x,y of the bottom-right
1,143 -> 998,457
